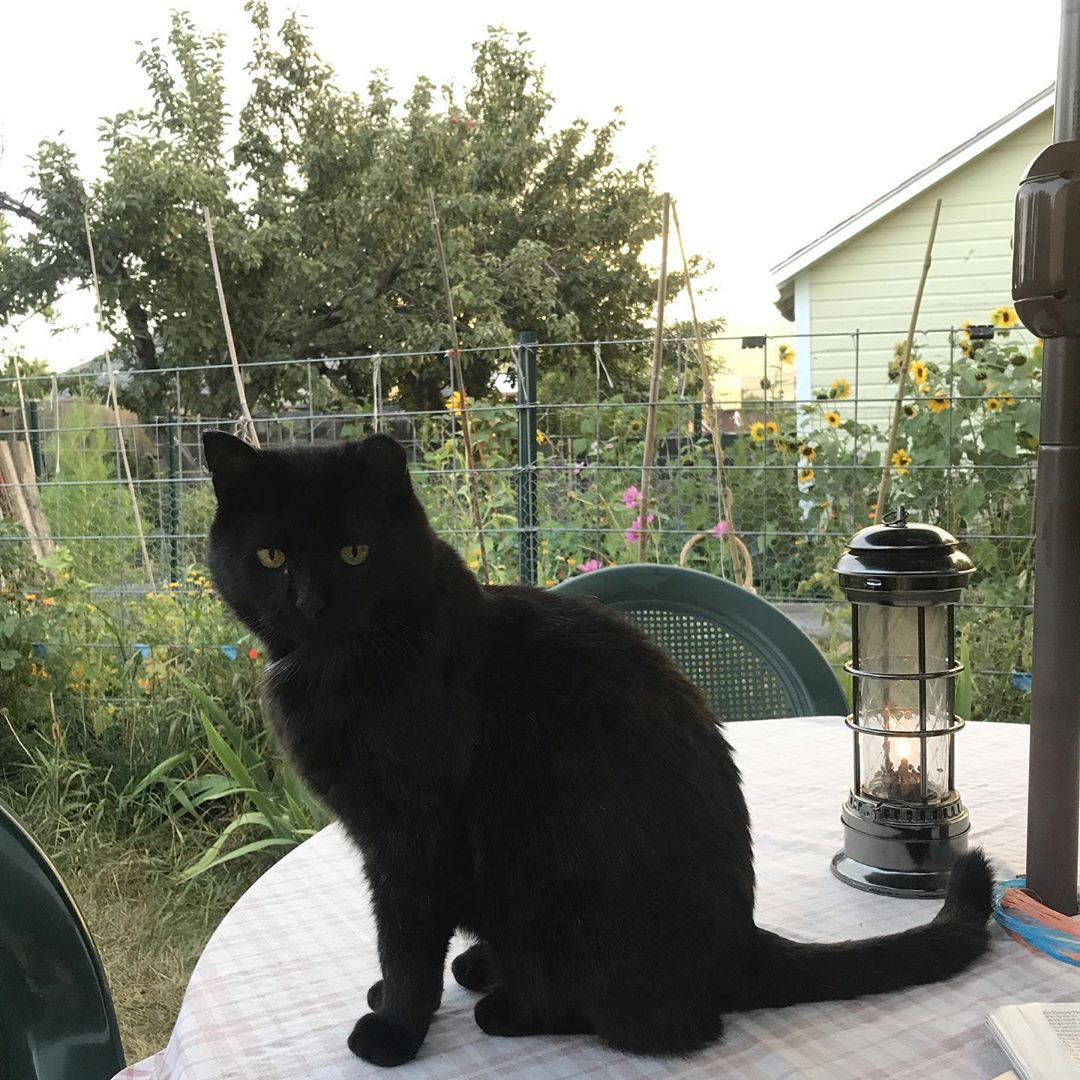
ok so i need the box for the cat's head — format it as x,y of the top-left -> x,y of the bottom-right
203,431 -> 435,650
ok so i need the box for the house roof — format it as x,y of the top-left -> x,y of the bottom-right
770,85 -> 1055,320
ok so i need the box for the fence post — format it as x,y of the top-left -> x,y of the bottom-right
166,416 -> 180,583
27,400 -> 43,479
516,331 -> 538,586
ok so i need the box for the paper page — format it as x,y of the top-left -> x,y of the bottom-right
1036,1006 -> 1080,1068
988,1004 -> 1080,1080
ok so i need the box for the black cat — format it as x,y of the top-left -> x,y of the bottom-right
203,430 -> 993,1068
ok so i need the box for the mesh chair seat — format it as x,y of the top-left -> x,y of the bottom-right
553,564 -> 847,722
0,801 -> 124,1080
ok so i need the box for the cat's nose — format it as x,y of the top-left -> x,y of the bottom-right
294,592 -> 325,620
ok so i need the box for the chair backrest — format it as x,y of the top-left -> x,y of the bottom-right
553,564 -> 847,721
0,801 -> 124,1080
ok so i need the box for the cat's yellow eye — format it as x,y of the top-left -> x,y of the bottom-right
340,544 -> 369,566
256,548 -> 286,569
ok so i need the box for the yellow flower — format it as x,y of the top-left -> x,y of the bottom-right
997,391 -> 1015,407
536,430 -> 547,445
868,503 -> 878,521
986,397 -> 1002,413
824,411 -> 842,428
469,558 -> 480,570
40,597 -> 56,607
960,320 -> 973,338
778,344 -> 795,366
445,390 -> 464,417
960,341 -> 972,358
566,557 -> 577,567
917,381 -> 931,394
765,421 -> 779,436
928,391 -> 950,413
831,378 -> 851,400
800,445 -> 817,461
544,578 -> 556,587
750,421 -> 766,441
991,306 -> 1019,330
911,360 -> 928,385
23,593 -> 37,602
891,448 -> 912,475
798,468 -> 815,484
903,404 -> 919,419
167,581 -> 179,590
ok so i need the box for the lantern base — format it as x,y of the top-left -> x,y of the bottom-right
833,794 -> 970,898
830,852 -> 957,899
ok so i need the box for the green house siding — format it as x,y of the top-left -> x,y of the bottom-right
803,112 -> 1051,422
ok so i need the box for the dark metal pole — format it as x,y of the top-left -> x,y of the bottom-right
26,400 -> 43,479
1015,0 -> 1080,914
516,332 -> 539,586
166,416 -> 181,585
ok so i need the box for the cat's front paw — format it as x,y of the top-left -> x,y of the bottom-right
347,1013 -> 423,1067
367,979 -> 384,1011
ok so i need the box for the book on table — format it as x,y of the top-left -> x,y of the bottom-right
987,1003 -> 1080,1080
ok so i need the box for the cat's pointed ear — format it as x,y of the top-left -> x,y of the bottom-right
352,433 -> 412,498
203,432 -> 261,497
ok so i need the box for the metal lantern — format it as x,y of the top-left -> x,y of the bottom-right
831,508 -> 975,898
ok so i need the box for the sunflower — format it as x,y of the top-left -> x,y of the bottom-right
997,391 -> 1015,407
798,468 -> 815,485
911,360 -> 929,384
960,320 -> 973,338
800,445 -> 817,461
830,378 -> 851,400
891,448 -> 912,475
986,396 -> 1002,413
903,404 -> 919,419
928,391 -> 950,413
824,410 -> 842,428
778,344 -> 796,366
918,381 -> 931,394
765,420 -> 779,435
991,306 -> 1019,330
750,421 -> 766,441
960,341 -> 972,358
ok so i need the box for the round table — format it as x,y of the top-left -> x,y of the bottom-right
115,718 -> 1072,1079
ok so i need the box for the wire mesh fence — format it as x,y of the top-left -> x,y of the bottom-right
0,323 -> 1040,725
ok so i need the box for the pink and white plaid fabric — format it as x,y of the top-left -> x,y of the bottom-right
114,718 -> 1071,1079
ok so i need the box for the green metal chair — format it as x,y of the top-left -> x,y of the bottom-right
553,563 -> 847,721
0,801 -> 125,1080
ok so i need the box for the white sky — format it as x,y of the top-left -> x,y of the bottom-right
0,0 -> 1062,369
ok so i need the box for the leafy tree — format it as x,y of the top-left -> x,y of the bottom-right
0,354 -> 50,409
0,7 -> 705,414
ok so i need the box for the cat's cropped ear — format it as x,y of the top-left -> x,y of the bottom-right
352,433 -> 412,500
203,431 -> 262,497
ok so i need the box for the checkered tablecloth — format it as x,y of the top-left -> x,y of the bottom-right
114,717 -> 1074,1080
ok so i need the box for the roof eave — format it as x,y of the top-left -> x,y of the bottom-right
769,85 -> 1055,288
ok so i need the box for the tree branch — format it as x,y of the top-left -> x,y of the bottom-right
124,302 -> 158,370
0,191 -> 45,228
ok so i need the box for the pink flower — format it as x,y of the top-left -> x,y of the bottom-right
573,461 -> 585,476
579,558 -> 602,573
248,647 -> 259,660
622,485 -> 641,508
712,520 -> 729,538
624,513 -> 655,544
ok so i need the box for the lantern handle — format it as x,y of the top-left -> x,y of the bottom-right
882,506 -> 909,527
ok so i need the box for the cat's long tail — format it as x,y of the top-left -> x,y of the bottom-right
737,848 -> 993,1010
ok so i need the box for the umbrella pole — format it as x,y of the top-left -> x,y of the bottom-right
1020,0 -> 1080,915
